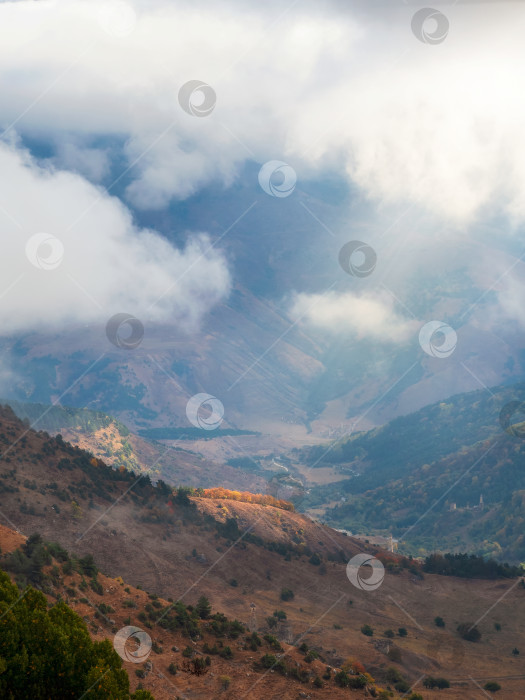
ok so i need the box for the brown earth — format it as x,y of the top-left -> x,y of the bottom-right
0,406 -> 524,698
0,524 -> 354,700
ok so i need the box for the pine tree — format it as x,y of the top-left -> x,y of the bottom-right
0,567 -> 154,698
196,595 -> 212,619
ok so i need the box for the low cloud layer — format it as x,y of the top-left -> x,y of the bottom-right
0,0 -> 524,225
0,142 -> 230,334
1,0 -> 525,342
290,290 -> 417,343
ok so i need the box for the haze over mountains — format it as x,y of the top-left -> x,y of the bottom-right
1,0 -> 525,443
2,1 -> 525,697
5,205 -> 525,441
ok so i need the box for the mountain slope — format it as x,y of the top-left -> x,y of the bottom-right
0,406 -> 525,697
2,398 -> 270,493
0,526 -> 353,700
303,383 -> 525,560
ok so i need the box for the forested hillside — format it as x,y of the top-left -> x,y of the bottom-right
304,383 -> 525,561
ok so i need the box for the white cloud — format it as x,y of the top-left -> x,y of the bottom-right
0,141 -> 230,333
0,0 -> 524,340
0,0 -> 523,225
290,290 -> 417,343
52,140 -> 110,182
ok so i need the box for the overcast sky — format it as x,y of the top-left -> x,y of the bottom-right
0,0 -> 524,338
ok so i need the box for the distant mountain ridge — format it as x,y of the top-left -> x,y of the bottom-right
1,398 -> 269,494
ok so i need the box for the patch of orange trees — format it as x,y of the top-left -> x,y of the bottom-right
198,487 -> 294,512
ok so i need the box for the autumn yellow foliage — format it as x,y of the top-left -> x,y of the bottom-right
199,488 -> 294,512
